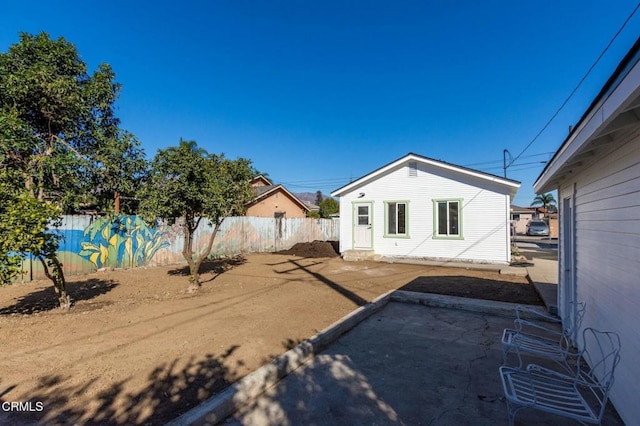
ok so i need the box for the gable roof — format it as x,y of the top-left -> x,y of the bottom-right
254,184 -> 277,197
250,175 -> 272,186
535,36 -> 640,193
303,201 -> 320,211
247,184 -> 311,212
331,153 -> 521,198
511,205 -> 538,213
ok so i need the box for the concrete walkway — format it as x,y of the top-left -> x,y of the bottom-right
526,257 -> 559,315
516,240 -> 559,315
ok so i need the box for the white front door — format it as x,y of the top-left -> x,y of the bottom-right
354,203 -> 373,249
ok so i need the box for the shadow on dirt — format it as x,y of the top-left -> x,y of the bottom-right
5,346 -> 242,425
400,276 -> 543,305
275,259 -> 368,307
282,337 -> 305,351
167,255 -> 246,281
0,279 -> 119,315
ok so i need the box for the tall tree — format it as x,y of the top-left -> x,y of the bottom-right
0,32 -> 146,212
139,140 -> 256,291
531,193 -> 557,214
315,190 -> 323,206
319,197 -> 339,218
0,32 -> 146,307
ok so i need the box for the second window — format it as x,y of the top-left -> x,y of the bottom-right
386,202 -> 407,236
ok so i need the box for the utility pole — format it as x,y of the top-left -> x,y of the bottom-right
503,149 -> 512,178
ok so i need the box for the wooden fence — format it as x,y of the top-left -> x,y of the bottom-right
18,215 -> 340,282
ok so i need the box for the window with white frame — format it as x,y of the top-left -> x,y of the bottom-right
385,201 -> 407,236
434,199 -> 461,238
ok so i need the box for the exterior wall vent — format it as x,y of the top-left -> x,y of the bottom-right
408,161 -> 418,177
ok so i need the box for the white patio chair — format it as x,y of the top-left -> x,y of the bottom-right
499,327 -> 621,425
502,302 -> 586,370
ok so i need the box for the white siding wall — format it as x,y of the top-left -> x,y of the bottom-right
558,127 -> 640,424
338,161 -> 511,263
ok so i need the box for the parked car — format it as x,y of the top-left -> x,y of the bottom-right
526,220 -> 549,236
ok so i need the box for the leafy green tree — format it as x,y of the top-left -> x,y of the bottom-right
0,171 -> 69,307
0,32 -> 146,308
319,197 -> 339,218
531,193 -> 557,214
139,140 -> 256,291
92,130 -> 147,213
0,32 -> 146,212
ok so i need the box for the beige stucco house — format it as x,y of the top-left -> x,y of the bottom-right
510,205 -> 540,234
245,176 -> 310,218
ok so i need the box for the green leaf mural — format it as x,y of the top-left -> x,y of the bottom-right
79,215 -> 169,268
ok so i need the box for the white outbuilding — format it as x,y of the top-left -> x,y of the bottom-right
331,153 -> 520,265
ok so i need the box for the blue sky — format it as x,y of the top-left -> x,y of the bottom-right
2,1 -> 640,206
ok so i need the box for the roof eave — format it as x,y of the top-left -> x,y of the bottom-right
535,37 -> 640,193
332,153 -> 520,197
248,184 -> 311,212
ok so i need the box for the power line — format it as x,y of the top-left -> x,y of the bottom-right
501,164 -> 550,173
280,177 -> 351,185
463,151 -> 555,168
279,150 -> 557,190
509,1 -> 640,167
486,160 -> 549,171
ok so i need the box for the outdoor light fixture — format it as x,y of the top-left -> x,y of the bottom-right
358,193 -> 365,198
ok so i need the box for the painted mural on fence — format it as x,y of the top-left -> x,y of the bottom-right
19,215 -> 339,282
78,216 -> 169,269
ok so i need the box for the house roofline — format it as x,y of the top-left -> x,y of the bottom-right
331,152 -> 520,197
510,205 -> 538,212
247,184 -> 311,212
535,36 -> 640,192
250,175 -> 272,185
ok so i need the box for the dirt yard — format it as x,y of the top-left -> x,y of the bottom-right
0,245 -> 538,425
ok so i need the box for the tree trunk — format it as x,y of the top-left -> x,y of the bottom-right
39,255 -> 71,309
181,216 -> 201,293
187,264 -> 200,294
182,217 -> 225,293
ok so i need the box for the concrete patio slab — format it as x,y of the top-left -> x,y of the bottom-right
222,302 -> 622,425
200,299 -> 621,425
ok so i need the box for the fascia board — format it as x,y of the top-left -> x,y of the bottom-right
332,153 -> 520,197
535,58 -> 640,193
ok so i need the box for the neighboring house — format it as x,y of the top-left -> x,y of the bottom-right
510,205 -> 540,235
546,213 -> 559,239
331,153 -> 520,264
303,201 -> 320,213
534,37 -> 640,425
246,176 -> 310,218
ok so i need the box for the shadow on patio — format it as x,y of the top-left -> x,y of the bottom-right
225,302 -> 624,426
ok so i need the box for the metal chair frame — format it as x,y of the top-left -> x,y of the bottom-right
502,302 -> 586,370
500,328 -> 621,425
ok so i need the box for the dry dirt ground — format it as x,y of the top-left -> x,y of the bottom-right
0,244 -> 539,425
